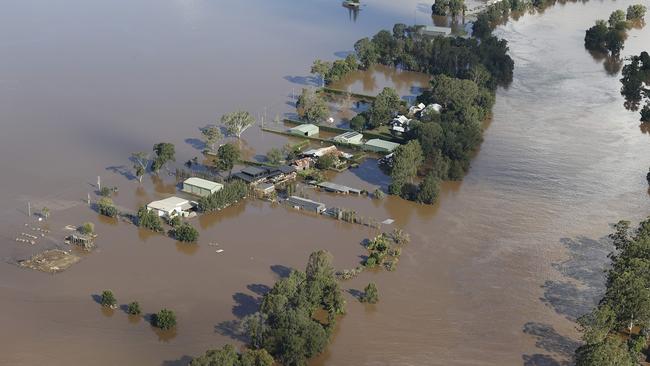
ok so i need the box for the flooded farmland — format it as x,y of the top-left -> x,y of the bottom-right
1,0 -> 650,365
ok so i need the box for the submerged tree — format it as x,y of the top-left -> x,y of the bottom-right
216,143 -> 241,177
361,283 -> 379,304
222,111 -> 255,139
152,143 -> 176,173
127,301 -> 141,316
137,206 -> 163,232
97,197 -> 118,218
296,88 -> 329,123
131,151 -> 149,183
201,125 -> 222,151
100,290 -> 117,308
153,308 -> 176,330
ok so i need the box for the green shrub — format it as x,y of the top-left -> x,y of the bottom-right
153,308 -> 176,330
100,290 -> 116,308
127,301 -> 141,315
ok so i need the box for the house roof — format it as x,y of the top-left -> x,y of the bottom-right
289,124 -> 319,133
365,139 -> 401,151
183,177 -> 223,191
422,25 -> 452,35
148,197 -> 191,212
241,166 -> 267,177
333,131 -> 363,142
287,196 -> 326,211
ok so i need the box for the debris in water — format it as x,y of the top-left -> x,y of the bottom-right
19,249 -> 81,273
381,219 -> 394,225
215,249 -> 224,253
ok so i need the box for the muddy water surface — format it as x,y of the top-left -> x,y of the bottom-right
1,1 -> 650,365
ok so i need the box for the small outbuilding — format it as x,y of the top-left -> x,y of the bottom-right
182,177 -> 223,197
147,197 -> 192,218
364,139 -> 401,153
420,25 -> 452,37
289,124 -> 319,137
333,131 -> 363,145
286,196 -> 326,213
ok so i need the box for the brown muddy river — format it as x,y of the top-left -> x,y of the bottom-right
1,1 -> 650,365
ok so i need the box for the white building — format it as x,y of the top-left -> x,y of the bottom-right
182,177 -> 223,197
408,103 -> 426,116
147,197 -> 192,218
332,131 -> 363,145
390,115 -> 412,134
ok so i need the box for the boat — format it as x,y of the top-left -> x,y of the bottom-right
342,0 -> 360,8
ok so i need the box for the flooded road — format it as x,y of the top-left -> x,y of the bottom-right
1,0 -> 649,365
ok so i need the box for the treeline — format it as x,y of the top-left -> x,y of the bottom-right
584,5 -> 647,56
311,54 -> 359,86
197,180 -> 248,212
574,219 -> 650,365
191,250 -> 344,366
354,24 -> 514,87
620,51 -> 650,122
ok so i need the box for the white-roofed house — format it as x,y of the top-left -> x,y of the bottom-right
182,177 -> 223,197
147,197 -> 193,218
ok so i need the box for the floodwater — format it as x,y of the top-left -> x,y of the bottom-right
1,0 -> 649,365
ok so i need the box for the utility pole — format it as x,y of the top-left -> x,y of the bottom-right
97,176 -> 101,190
27,202 -> 31,217
87,193 -> 91,206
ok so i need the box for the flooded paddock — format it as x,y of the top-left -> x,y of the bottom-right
1,0 -> 650,365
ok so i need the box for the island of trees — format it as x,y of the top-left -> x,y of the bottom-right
191,250 -> 344,366
620,51 -> 650,123
584,5 -> 647,56
301,22 -> 514,204
574,219 -> 650,364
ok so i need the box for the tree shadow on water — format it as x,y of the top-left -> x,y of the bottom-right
540,236 -> 611,321
161,355 -> 193,366
522,322 -> 578,366
232,292 -> 261,319
247,283 -> 271,296
270,264 -> 293,279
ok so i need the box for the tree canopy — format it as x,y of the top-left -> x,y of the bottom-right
217,143 -> 241,177
222,111 -> 255,139
296,88 -> 329,123
152,143 -> 175,172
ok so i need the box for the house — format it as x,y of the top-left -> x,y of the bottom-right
286,196 -> 326,213
332,131 -> 363,145
182,177 -> 223,197
317,182 -> 362,195
233,166 -> 268,184
289,124 -> 319,137
233,165 -> 297,185
292,157 -> 312,171
408,103 -> 426,116
364,139 -> 401,153
255,183 -> 276,197
390,115 -> 412,134
301,145 -> 338,158
420,25 -> 452,37
147,197 -> 193,218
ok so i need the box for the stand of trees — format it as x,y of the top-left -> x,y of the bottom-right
574,219 -> 650,364
237,250 -> 345,366
190,345 -> 274,366
310,54 -> 359,86
197,181 -> 248,212
584,5 -> 646,56
152,143 -> 175,173
97,197 -> 118,218
137,206 -> 163,232
431,0 -> 466,17
169,222 -> 199,243
620,51 -> 650,122
153,308 -> 176,330
296,88 -> 329,123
